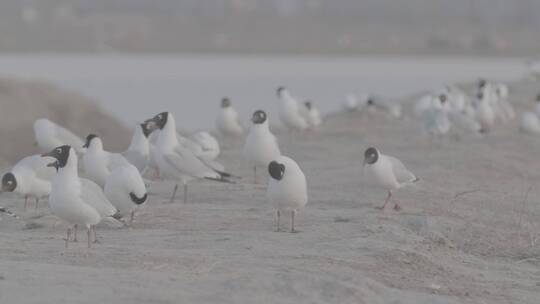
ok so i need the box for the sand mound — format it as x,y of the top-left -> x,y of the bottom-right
0,77 -> 129,165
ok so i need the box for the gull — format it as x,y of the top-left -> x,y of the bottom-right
343,94 -> 360,112
216,97 -> 244,139
300,100 -> 322,129
276,87 -> 308,132
191,131 -> 221,161
122,123 -> 152,174
43,145 -> 123,248
363,147 -> 418,211
475,88 -> 496,132
82,134 -> 131,187
421,95 -> 451,137
521,112 -> 540,135
366,96 -> 401,118
266,156 -> 308,233
33,118 -> 85,154
243,110 -> 281,183
147,112 -> 232,203
1,154 -> 55,210
104,164 -> 148,223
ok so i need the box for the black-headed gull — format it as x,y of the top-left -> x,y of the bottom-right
104,164 -> 148,223
146,112 -> 232,203
82,134 -> 131,187
267,156 -> 307,233
243,110 -> 281,183
216,97 -> 244,139
43,145 -> 122,248
2,154 -> 55,210
363,147 -> 418,211
300,101 -> 322,129
122,123 -> 152,174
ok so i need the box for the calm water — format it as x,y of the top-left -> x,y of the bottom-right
0,54 -> 527,130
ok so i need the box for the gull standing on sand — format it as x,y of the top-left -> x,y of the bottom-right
147,112 -> 232,203
363,147 -> 419,211
421,94 -> 451,137
33,118 -> 85,154
43,145 -> 122,248
104,164 -> 148,223
1,154 -> 55,210
122,123 -> 152,174
82,134 -> 131,187
267,156 -> 307,233
276,87 -> 308,132
475,88 -> 496,132
243,110 -> 281,183
216,97 -> 244,139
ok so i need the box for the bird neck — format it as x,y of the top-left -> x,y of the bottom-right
157,115 -> 179,150
128,126 -> 149,152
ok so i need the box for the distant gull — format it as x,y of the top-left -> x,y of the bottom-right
267,156 -> 308,233
216,97 -> 244,139
33,118 -> 85,154
243,110 -> 281,184
300,100 -> 322,129
1,154 -> 55,210
363,147 -> 418,211
276,87 -> 308,132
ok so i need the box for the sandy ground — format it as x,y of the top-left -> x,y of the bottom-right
1,79 -> 540,303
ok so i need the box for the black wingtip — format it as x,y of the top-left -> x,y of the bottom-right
112,211 -> 123,220
0,206 -> 19,219
205,177 -> 235,184
129,192 -> 148,205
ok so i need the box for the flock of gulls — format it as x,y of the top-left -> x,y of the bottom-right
0,78 -> 534,249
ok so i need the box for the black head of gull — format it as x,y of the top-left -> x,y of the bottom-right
83,134 -> 98,148
478,79 -> 486,89
276,86 -> 286,98
364,147 -> 379,165
439,94 -> 447,104
268,161 -> 285,181
304,100 -> 312,110
252,110 -> 267,124
42,145 -> 72,170
150,112 -> 169,130
367,97 -> 375,106
140,122 -> 152,138
1,172 -> 17,192
221,98 -> 231,108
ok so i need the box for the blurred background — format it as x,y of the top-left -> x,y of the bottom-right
1,0 -> 540,55
0,0 -> 538,161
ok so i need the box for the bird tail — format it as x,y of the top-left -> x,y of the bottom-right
0,206 -> 19,219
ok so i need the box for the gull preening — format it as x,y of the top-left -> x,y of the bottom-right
216,97 -> 244,139
146,112 -> 232,203
34,118 -> 85,153
243,110 -> 281,183
82,134 -> 131,187
43,145 -> 123,248
363,147 -> 418,211
1,154 -> 55,209
266,155 -> 308,233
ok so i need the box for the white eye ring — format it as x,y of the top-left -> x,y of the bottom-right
56,148 -> 62,153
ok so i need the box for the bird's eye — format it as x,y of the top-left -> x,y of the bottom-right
56,148 -> 62,153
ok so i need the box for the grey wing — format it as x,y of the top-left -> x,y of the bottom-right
164,146 -> 220,180
80,178 -> 118,217
106,153 -> 131,172
122,150 -> 148,173
387,156 -> 417,184
19,155 -> 55,181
